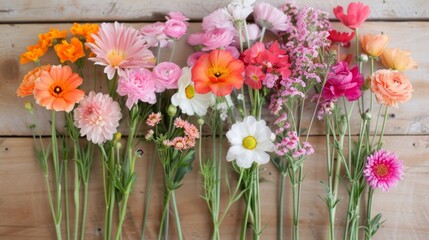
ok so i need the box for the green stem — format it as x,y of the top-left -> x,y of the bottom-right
169,40 -> 176,62
158,190 -> 172,240
365,188 -> 374,240
240,184 -> 253,240
64,159 -> 71,240
73,160 -> 80,240
259,26 -> 266,42
171,191 -> 183,240
115,191 -> 131,240
80,182 -> 89,240
51,111 -> 63,240
278,174 -> 286,240
377,107 -> 389,149
253,165 -> 261,240
141,146 -> 157,240
105,146 -> 115,240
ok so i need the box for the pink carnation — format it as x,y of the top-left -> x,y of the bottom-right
146,112 -> 162,126
117,68 -> 157,109
153,62 -> 182,92
322,61 -> 364,101
139,22 -> 168,48
74,91 -> 122,144
364,149 -> 404,192
202,28 -> 235,51
164,19 -> 187,39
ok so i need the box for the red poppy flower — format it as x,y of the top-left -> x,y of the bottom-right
328,29 -> 355,47
333,2 -> 370,29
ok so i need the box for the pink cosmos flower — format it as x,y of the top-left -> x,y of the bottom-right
187,51 -> 205,67
74,91 -> 122,144
322,61 -> 364,101
253,2 -> 290,34
166,11 -> 190,22
153,62 -> 182,92
187,32 -> 205,46
164,19 -> 187,39
146,112 -> 162,126
364,149 -> 404,192
86,22 -> 150,80
117,68 -> 157,109
202,28 -> 235,51
139,22 -> 168,48
333,2 -> 370,29
202,9 -> 235,32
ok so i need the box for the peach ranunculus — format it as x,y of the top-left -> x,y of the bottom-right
360,33 -> 389,57
34,65 -> 85,112
380,48 -> 418,71
370,69 -> 412,108
54,37 -> 85,63
17,65 -> 51,97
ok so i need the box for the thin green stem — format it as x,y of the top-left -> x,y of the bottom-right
80,182 -> 89,240
141,146 -> 157,240
64,159 -> 70,240
171,191 -> 183,240
377,107 -> 389,149
115,192 -> 131,240
240,185 -> 253,240
169,40 -> 176,62
158,190 -> 172,240
278,174 -> 286,240
73,160 -> 80,240
51,111 -> 63,240
259,26 -> 266,42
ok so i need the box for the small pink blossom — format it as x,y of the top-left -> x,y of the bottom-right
166,11 -> 189,22
164,19 -> 187,39
117,68 -> 157,109
202,9 -> 235,32
174,117 -> 188,128
139,22 -> 168,48
202,28 -> 235,51
184,123 -> 200,139
145,129 -> 154,141
262,73 -> 279,88
153,62 -> 182,92
274,113 -> 288,125
146,112 -> 162,126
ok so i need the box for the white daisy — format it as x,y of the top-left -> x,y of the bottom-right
226,116 -> 275,168
171,67 -> 215,116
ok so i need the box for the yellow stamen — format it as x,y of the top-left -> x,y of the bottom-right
185,85 -> 195,99
242,136 -> 257,150
107,50 -> 126,67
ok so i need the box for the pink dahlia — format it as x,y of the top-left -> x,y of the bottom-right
117,68 -> 157,109
253,2 -> 290,34
74,91 -> 122,144
86,22 -> 151,80
322,61 -> 364,101
364,149 -> 404,192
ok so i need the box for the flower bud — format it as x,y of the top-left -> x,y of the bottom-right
197,118 -> 205,126
113,132 -> 122,143
362,112 -> 372,120
363,76 -> 371,90
358,53 -> 368,63
167,104 -> 177,117
24,101 -> 33,114
115,141 -> 122,149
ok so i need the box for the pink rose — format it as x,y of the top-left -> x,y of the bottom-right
202,28 -> 234,51
202,9 -> 235,32
166,11 -> 189,22
187,51 -> 205,67
140,22 -> 168,48
322,61 -> 364,101
164,19 -> 187,39
188,32 -> 204,46
117,68 -> 157,109
153,62 -> 182,92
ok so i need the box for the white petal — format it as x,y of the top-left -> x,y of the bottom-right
226,145 -> 242,161
236,150 -> 254,168
253,151 -> 270,165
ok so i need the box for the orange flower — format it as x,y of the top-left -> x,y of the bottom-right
360,33 -> 389,57
380,48 -> 418,71
191,50 -> 244,96
17,65 -> 51,97
48,28 -> 67,40
70,23 -> 99,43
34,65 -> 85,112
38,32 -> 54,48
20,44 -> 48,64
370,69 -> 412,108
54,37 -> 85,63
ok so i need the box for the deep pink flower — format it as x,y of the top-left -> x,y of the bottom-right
74,91 -> 122,144
322,61 -> 364,101
139,22 -> 168,48
242,42 -> 266,64
117,68 -> 157,109
333,2 -> 370,29
202,28 -> 234,51
253,2 -> 290,34
164,19 -> 187,39
245,65 -> 264,89
153,62 -> 182,92
364,149 -> 404,192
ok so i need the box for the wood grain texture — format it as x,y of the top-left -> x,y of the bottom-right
2,22 -> 428,136
1,0 -> 429,22
0,136 -> 427,240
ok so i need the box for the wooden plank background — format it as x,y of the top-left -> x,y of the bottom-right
0,0 -> 428,239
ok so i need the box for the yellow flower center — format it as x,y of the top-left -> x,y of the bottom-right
107,50 -> 126,67
208,66 -> 228,83
185,85 -> 195,99
242,136 -> 257,150
375,164 -> 389,177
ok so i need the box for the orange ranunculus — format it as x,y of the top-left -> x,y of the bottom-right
54,37 -> 85,63
70,23 -> 99,43
20,44 -> 48,64
370,69 -> 412,108
380,48 -> 418,71
17,65 -> 51,97
360,33 -> 389,57
34,65 -> 85,112
191,49 -> 244,96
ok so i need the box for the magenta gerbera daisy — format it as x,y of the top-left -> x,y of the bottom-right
74,91 -> 122,144
364,149 -> 404,192
86,22 -> 153,80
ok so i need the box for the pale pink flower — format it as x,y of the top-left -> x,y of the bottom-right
146,112 -> 162,126
174,117 -> 188,128
184,123 -> 200,139
139,22 -> 168,48
74,91 -> 122,144
247,23 -> 262,41
202,28 -> 235,51
202,9 -> 235,32
187,32 -> 205,46
117,68 -> 157,109
153,62 -> 182,92
86,22 -> 150,80
166,11 -> 190,22
187,51 -> 205,67
164,19 -> 187,39
145,129 -> 154,141
364,149 -> 404,192
253,2 -> 290,34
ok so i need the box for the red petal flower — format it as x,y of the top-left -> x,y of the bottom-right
328,29 -> 355,47
333,2 -> 370,29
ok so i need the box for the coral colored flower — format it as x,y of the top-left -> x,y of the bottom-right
86,22 -> 150,80
33,65 -> 85,112
54,37 -> 85,63
333,2 -> 370,29
153,62 -> 182,92
380,48 -> 418,71
20,44 -> 47,64
202,28 -> 235,51
253,2 -> 290,34
328,29 -> 355,47
17,65 -> 51,97
192,49 -> 245,96
370,69 -> 413,108
139,22 -> 168,48
117,68 -> 157,109
73,91 -> 122,144
226,116 -> 275,168
245,65 -> 265,89
360,33 -> 389,57
364,149 -> 404,192
164,19 -> 187,39
184,122 -> 200,139
242,42 -> 266,65
146,112 -> 162,126
70,23 -> 99,43
322,61 -> 364,101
